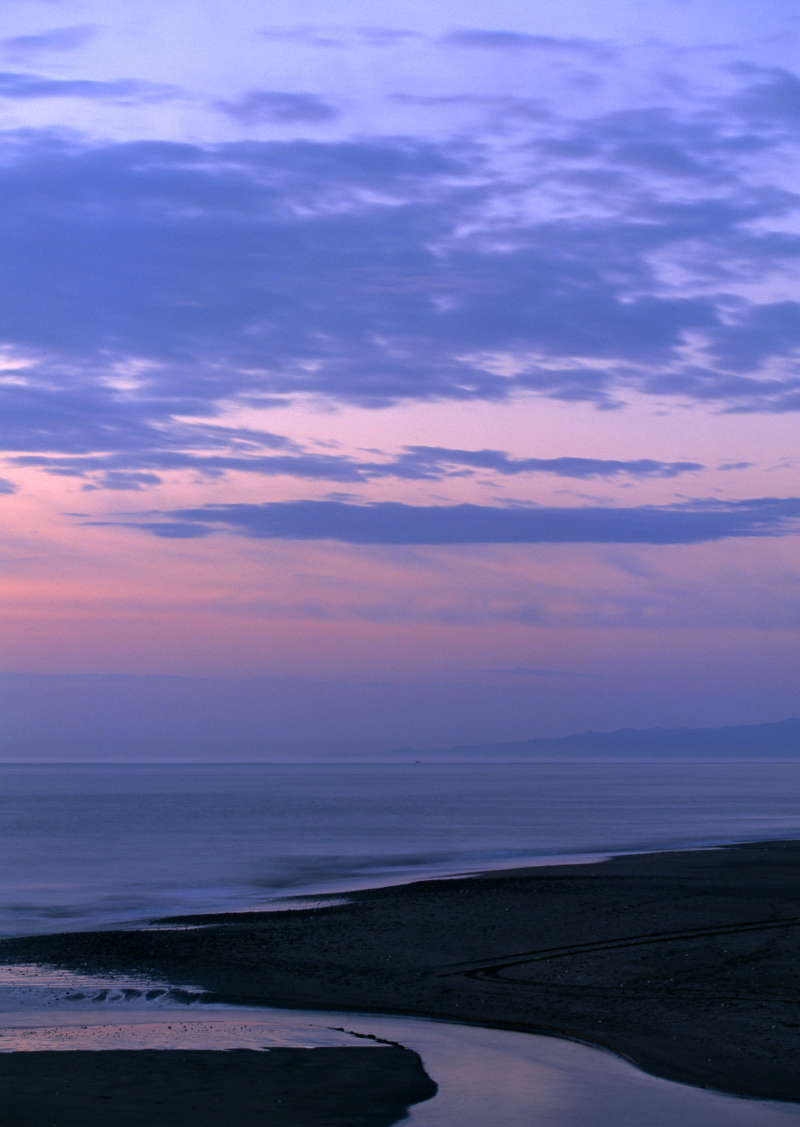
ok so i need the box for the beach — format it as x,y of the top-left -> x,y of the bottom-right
2,839 -> 800,1118
0,1047 -> 436,1126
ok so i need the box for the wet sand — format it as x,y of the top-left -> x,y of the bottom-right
3,840 -> 800,1106
0,1046 -> 437,1126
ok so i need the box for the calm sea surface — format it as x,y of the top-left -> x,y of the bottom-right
3,760 -> 800,938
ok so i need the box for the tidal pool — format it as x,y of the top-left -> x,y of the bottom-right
1,965 -> 798,1127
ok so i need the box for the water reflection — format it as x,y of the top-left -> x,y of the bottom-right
0,965 -> 798,1126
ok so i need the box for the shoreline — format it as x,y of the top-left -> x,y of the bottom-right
3,839 -> 800,1104
3,830 -> 793,942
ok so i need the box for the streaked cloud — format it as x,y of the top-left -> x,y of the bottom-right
729,65 -> 800,130
92,496 -> 800,545
0,65 -> 796,471
216,90 -> 338,124
9,441 -> 704,490
0,72 -> 177,101
0,25 -> 99,57
388,450 -> 704,480
258,26 -> 422,48
438,28 -> 616,60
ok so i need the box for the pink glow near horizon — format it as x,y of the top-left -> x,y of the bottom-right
0,0 -> 798,753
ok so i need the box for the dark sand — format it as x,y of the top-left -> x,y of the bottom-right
3,840 -> 800,1108
0,1047 -> 437,1126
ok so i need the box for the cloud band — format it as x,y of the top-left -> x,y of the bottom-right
93,496 -> 800,545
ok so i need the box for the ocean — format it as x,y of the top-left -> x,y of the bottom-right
3,759 -> 800,939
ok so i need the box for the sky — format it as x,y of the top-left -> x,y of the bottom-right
0,0 -> 799,758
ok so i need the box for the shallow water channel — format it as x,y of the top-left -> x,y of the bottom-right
1,965 -> 798,1127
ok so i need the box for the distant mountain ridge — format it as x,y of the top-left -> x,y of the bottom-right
409,718 -> 800,758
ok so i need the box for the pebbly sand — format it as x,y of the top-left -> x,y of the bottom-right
2,839 -> 800,1120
